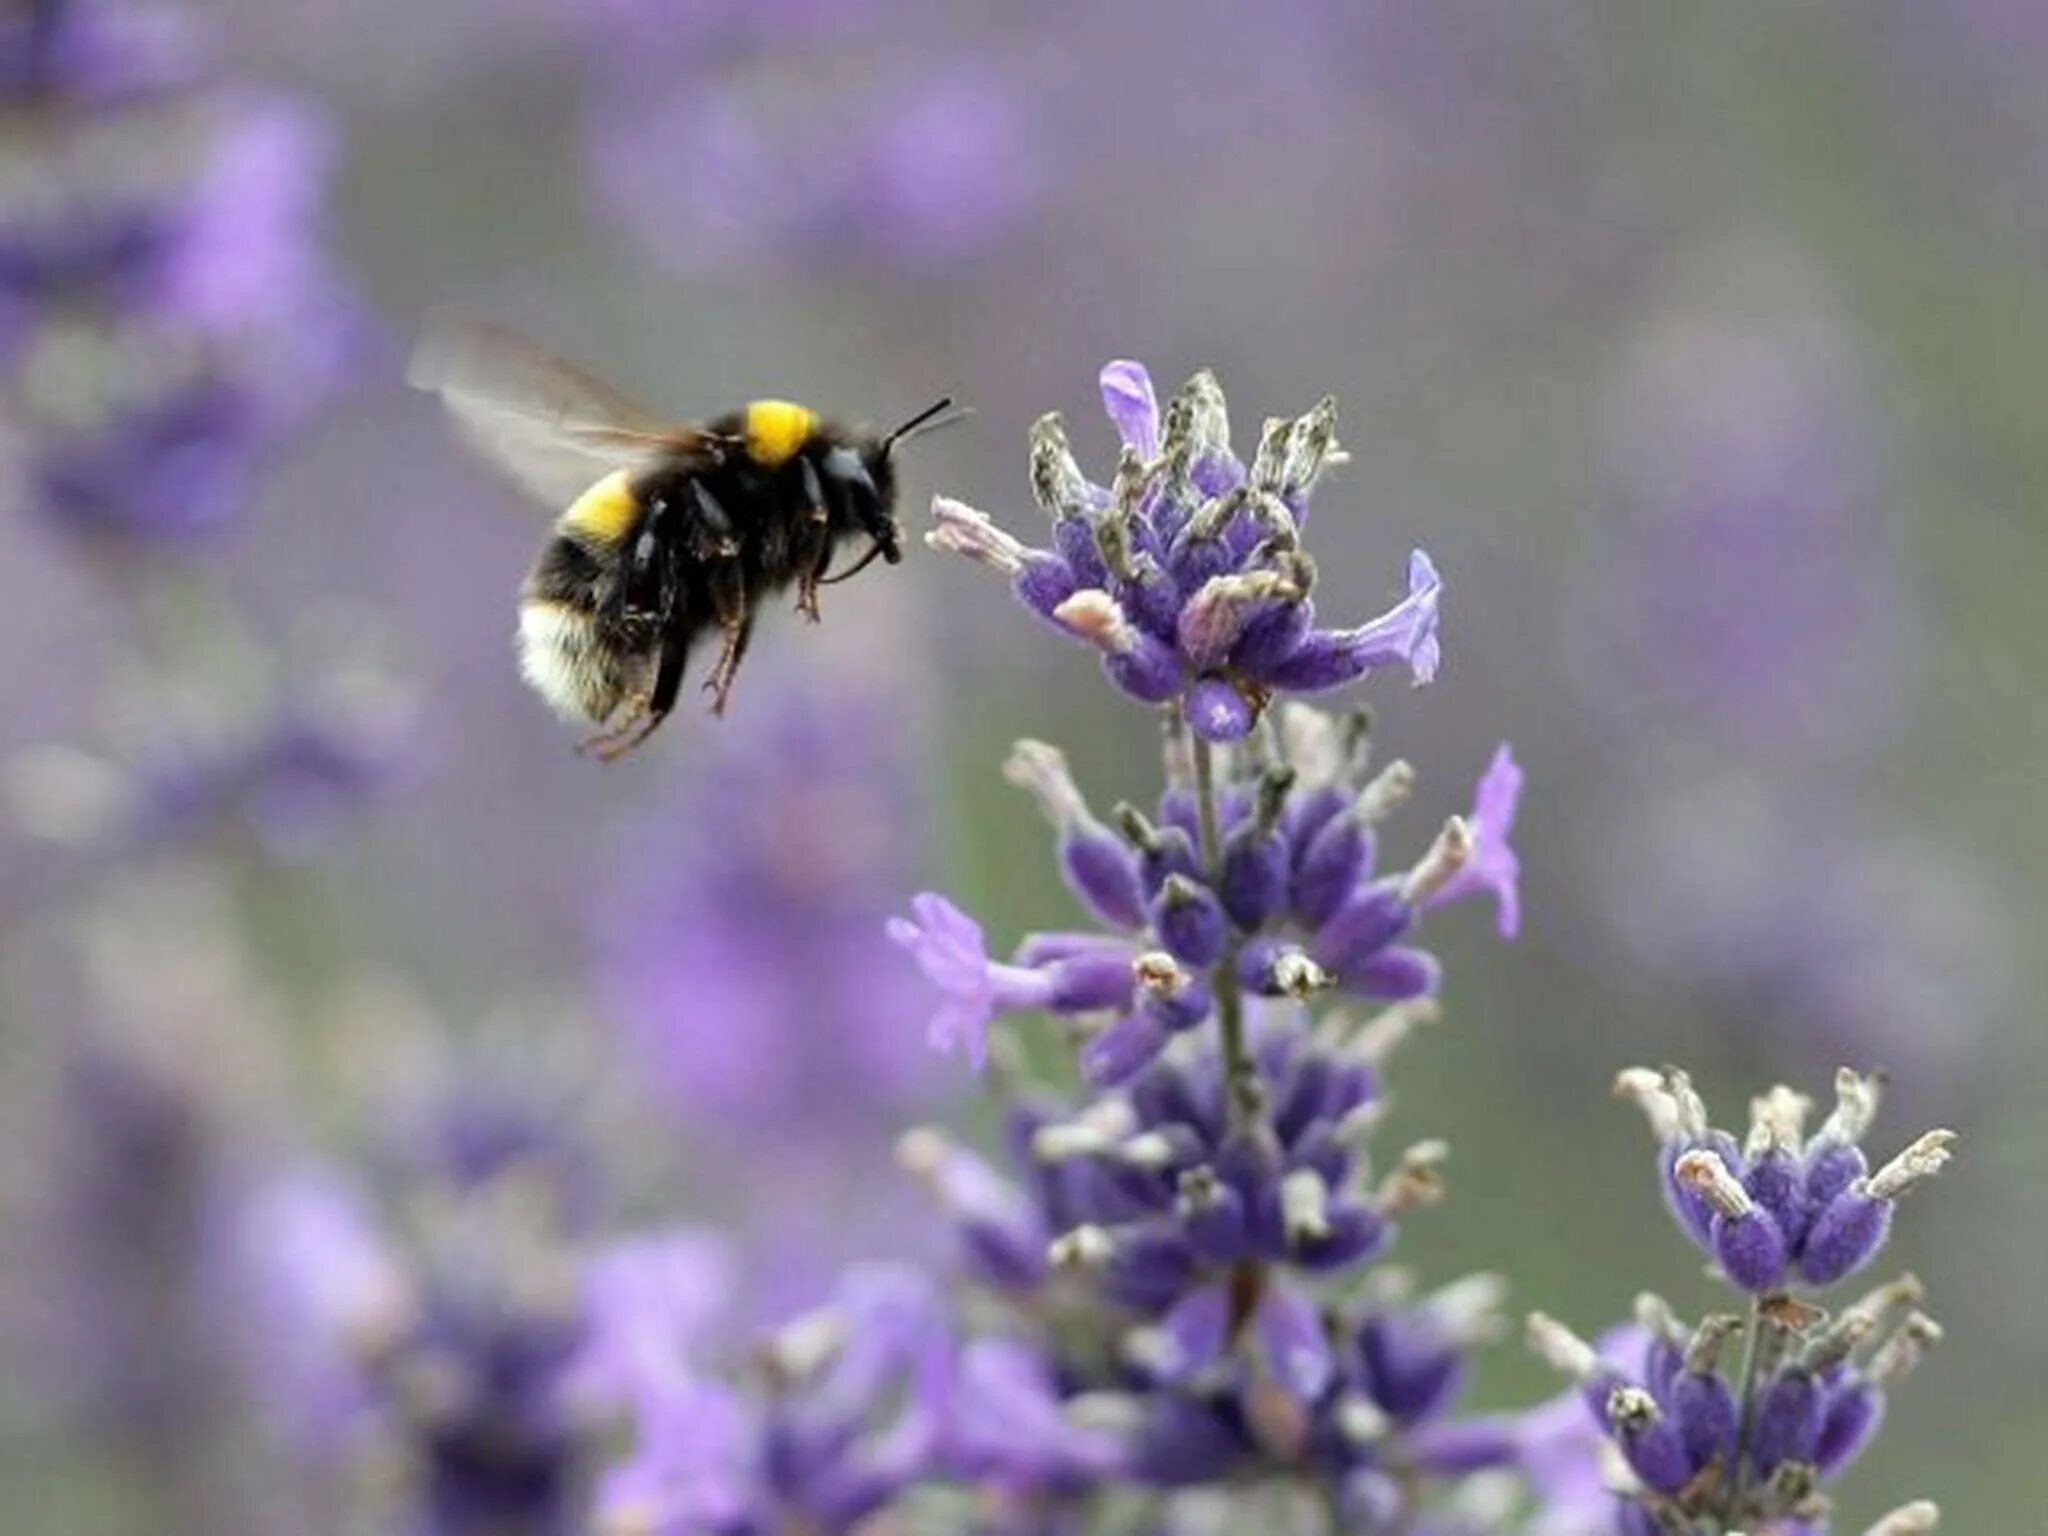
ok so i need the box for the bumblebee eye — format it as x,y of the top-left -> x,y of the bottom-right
817,446 -> 899,564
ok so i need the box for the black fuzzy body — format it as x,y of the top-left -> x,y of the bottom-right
517,417 -> 901,732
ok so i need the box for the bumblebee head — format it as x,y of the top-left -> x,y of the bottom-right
869,396 -> 968,565
861,443 -> 904,564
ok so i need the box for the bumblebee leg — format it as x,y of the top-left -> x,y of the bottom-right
703,608 -> 755,717
794,457 -> 831,623
581,630 -> 692,765
576,693 -> 651,760
686,480 -> 740,561
619,495 -> 672,623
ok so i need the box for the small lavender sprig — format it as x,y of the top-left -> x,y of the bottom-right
1525,1069 -> 1956,1535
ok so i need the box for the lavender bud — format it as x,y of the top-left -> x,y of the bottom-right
1804,1141 -> 1869,1209
1146,1285 -> 1230,1384
1309,880 -> 1413,974
1238,939 -> 1333,999
1605,1385 -> 1692,1494
1292,810 -> 1374,930
1342,947 -> 1441,1002
1867,1130 -> 1959,1202
897,1128 -> 1046,1289
1220,820 -> 1289,931
1134,951 -> 1212,1033
1252,1283 -> 1335,1401
1152,875 -> 1226,968
1054,591 -> 1183,701
1175,1167 -> 1247,1262
1358,1312 -> 1463,1424
928,497 -> 1078,626
1816,1379 -> 1885,1475
1178,570 -> 1303,671
1744,1145 -> 1808,1251
1675,1149 -> 1788,1292
1042,949 -> 1141,1014
1052,513 -> 1111,588
1867,1312 -> 1943,1387
1080,1012 -> 1172,1088
1669,1367 -> 1738,1471
1292,1203 -> 1388,1271
1802,1131 -> 1957,1287
1216,1124 -> 1287,1254
1799,1189 -> 1892,1287
1231,582 -> 1317,676
1526,1312 -> 1609,1387
1116,802 -> 1201,898
1006,739 -> 1146,930
1749,1369 -> 1824,1477
1185,676 -> 1260,742
1614,1067 -> 1685,1143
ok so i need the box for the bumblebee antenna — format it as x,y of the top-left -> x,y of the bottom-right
882,396 -> 972,453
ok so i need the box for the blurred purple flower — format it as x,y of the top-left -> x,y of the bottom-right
260,1084 -> 609,1536
583,3 -> 1038,276
1598,773 -> 1999,1094
1588,246 -> 1911,766
6,626 -> 421,864
232,1167 -> 405,1458
597,1264 -> 951,1536
1578,248 -> 1999,1093
574,1230 -> 736,1412
887,893 -> 1000,1069
0,0 -> 356,543
28,1029 -> 242,1440
596,686 -> 940,1131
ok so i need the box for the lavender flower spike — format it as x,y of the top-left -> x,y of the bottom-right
925,363 -> 1444,737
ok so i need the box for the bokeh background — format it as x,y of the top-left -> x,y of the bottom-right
4,0 -> 2044,1529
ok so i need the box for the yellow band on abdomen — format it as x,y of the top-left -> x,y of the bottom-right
744,399 -> 818,469
558,468 -> 640,545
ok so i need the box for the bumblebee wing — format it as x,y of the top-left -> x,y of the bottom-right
408,311 -> 698,505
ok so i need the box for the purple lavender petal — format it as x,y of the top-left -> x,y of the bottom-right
1100,360 -> 1161,459
888,893 -> 999,1070
1423,743 -> 1523,938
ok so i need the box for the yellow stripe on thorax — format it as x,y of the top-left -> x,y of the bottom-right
744,399 -> 818,468
558,468 -> 640,545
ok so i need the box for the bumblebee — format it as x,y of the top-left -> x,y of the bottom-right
407,314 -> 956,758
